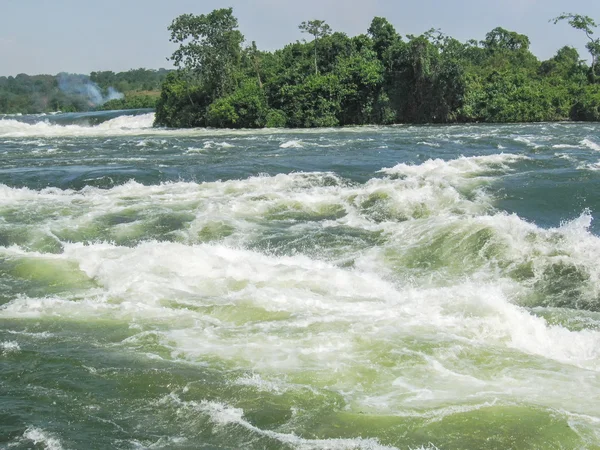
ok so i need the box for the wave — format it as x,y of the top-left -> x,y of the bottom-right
553,144 -> 584,149
380,153 -> 529,178
0,112 -> 155,138
1,340 -> 21,355
157,395 -> 401,450
280,139 -> 304,148
3,151 -> 600,432
581,139 -> 600,152
7,427 -> 65,450
1,154 -> 600,367
0,153 -> 517,255
417,141 -> 441,147
513,136 -> 543,148
3,234 -> 600,423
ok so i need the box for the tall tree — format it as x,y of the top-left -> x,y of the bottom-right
248,41 -> 263,89
367,17 -> 398,62
168,8 -> 244,99
298,20 -> 332,75
552,13 -> 600,81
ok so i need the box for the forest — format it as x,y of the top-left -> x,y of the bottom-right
0,68 -> 170,114
155,8 -> 600,127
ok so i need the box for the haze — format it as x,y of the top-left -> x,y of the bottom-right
1,0 -> 600,76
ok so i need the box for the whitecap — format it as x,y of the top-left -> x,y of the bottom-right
581,139 -> 600,152
1,340 -> 21,355
22,427 -> 64,450
280,140 -> 303,149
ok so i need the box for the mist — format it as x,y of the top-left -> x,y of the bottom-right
57,73 -> 124,106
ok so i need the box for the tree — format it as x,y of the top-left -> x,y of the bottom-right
482,27 -> 531,52
299,20 -> 332,75
539,46 -> 584,80
150,8 -> 600,128
168,8 -> 244,99
552,13 -> 600,81
479,27 -> 538,73
154,72 -> 212,127
247,41 -> 263,89
367,17 -> 398,61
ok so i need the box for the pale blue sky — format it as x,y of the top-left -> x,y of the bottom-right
1,0 -> 599,76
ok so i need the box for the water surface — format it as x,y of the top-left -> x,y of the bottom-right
2,111 -> 600,449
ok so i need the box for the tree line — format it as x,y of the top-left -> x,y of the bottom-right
0,68 -> 170,114
155,8 -> 600,128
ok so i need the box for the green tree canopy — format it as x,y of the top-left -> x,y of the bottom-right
168,8 -> 245,99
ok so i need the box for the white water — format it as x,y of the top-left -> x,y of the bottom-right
4,119 -> 600,447
582,138 -> 600,152
18,427 -> 64,450
1,340 -> 21,355
3,152 -> 600,422
0,113 -> 155,138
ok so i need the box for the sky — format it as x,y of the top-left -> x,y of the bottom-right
1,0 -> 600,76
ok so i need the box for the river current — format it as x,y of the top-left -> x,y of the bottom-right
1,110 -> 600,449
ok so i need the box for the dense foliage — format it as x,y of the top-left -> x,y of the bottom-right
0,68 -> 170,114
155,8 -> 600,128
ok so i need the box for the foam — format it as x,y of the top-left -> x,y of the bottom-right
380,153 -> 528,178
417,141 -> 441,147
0,113 -> 155,138
21,427 -> 64,450
513,136 -> 543,148
280,140 -> 304,148
0,116 -> 427,139
0,166 -> 488,255
581,139 -> 600,152
553,144 -> 584,149
4,233 -> 600,379
1,340 -> 21,354
580,162 -> 600,171
202,140 -> 235,149
3,152 -> 600,421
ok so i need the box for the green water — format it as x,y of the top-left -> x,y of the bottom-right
1,111 -> 600,449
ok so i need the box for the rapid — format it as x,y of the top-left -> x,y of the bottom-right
2,110 -> 600,449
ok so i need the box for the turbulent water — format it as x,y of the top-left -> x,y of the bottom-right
2,110 -> 600,449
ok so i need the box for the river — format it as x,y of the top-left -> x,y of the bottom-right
2,110 -> 600,449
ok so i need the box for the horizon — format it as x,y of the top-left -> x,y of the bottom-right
1,0 -> 600,77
